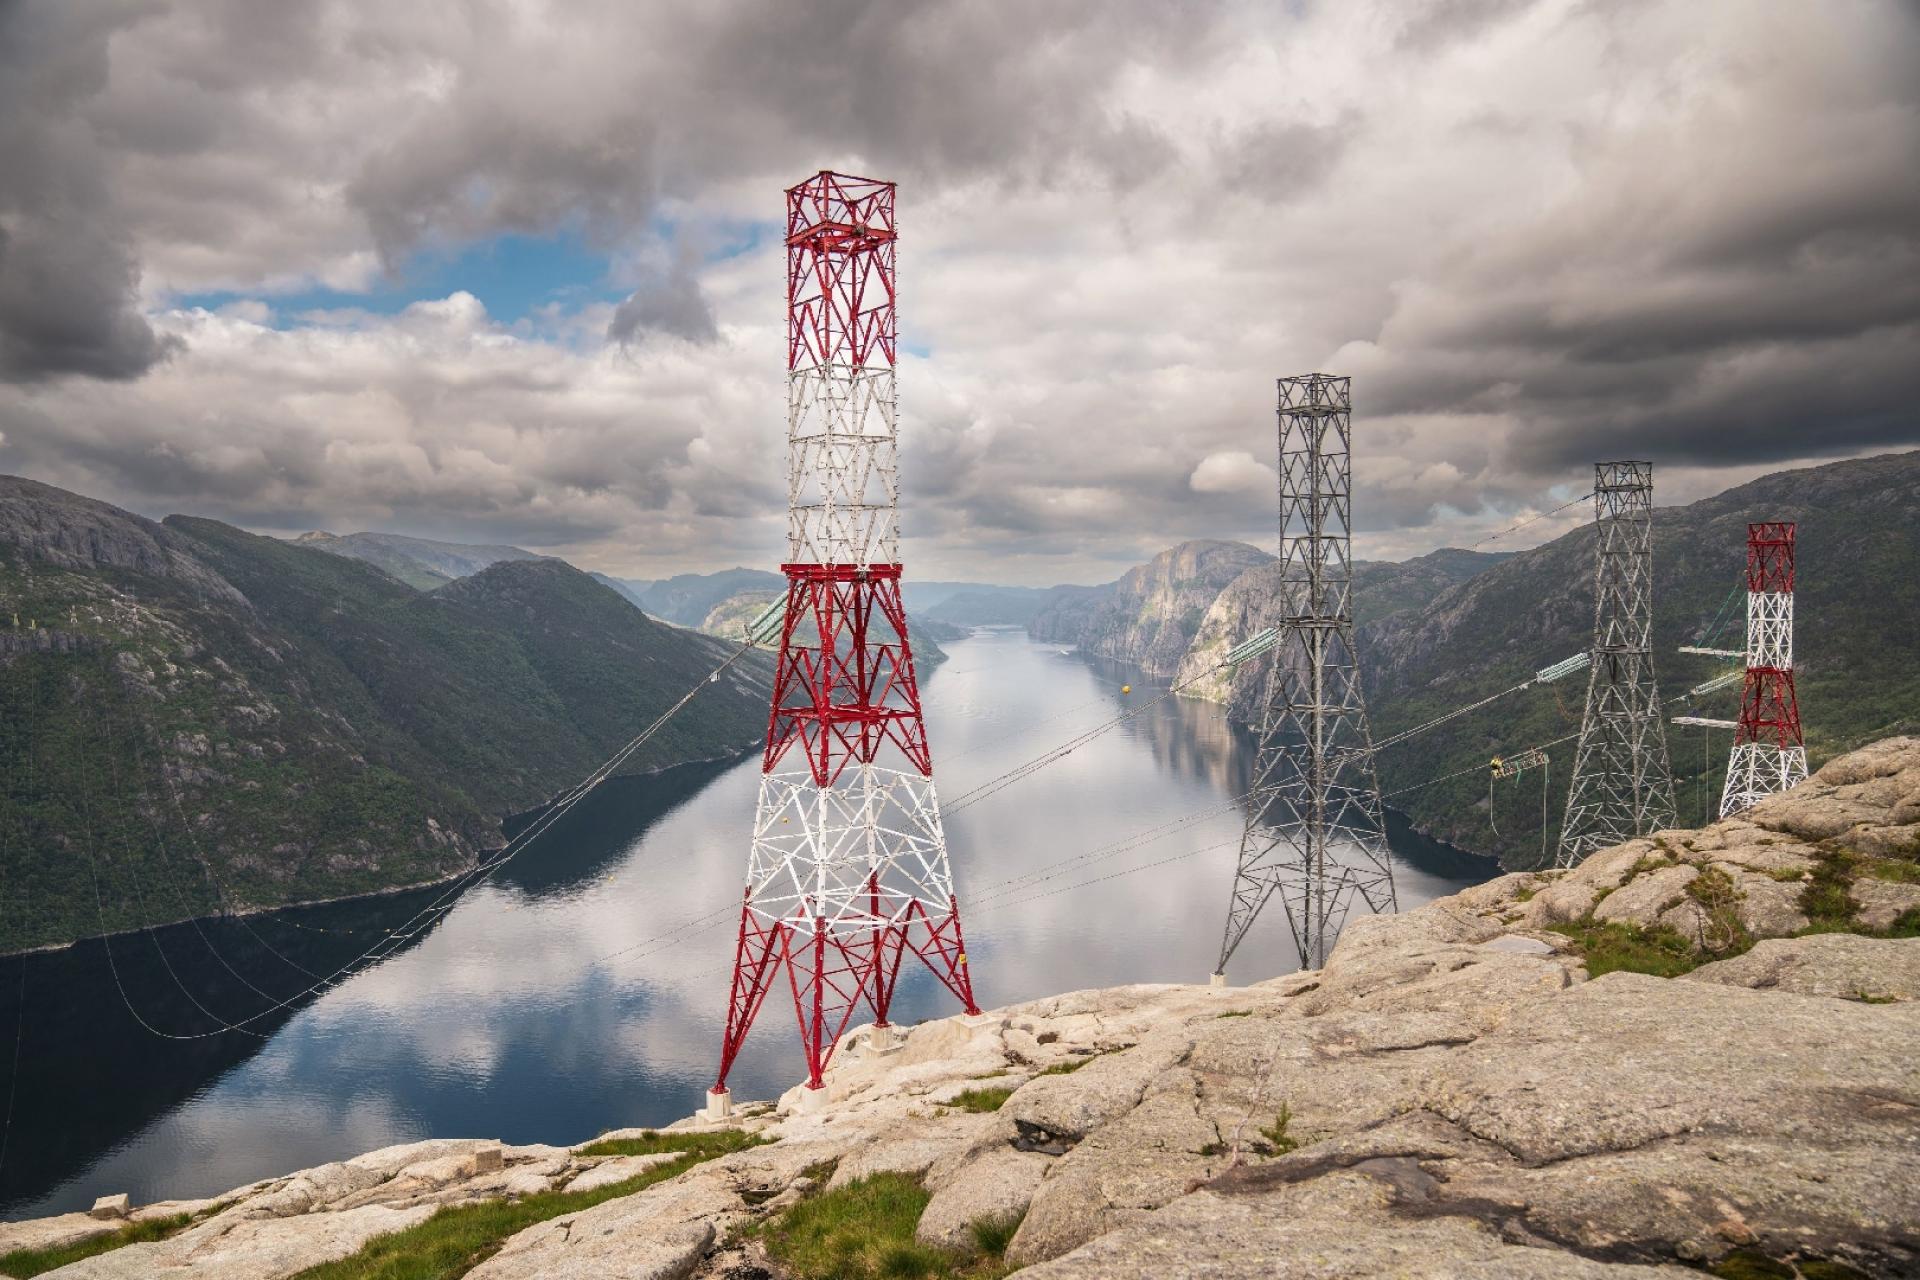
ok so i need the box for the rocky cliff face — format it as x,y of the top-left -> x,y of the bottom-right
1175,547 -> 1511,724
1024,581 -> 1116,645
1029,540 -> 1272,676
21,739 -> 1916,1278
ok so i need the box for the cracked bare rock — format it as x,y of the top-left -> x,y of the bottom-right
0,1213 -> 118,1256
1012,1171 -> 1693,1278
825,1116 -> 996,1191
1722,865 -> 1811,935
465,1168 -> 734,1280
1686,934 -> 1920,1001
46,1204 -> 438,1279
563,1152 -> 682,1195
1000,1038 -> 1190,1150
1750,737 -> 1920,853
1007,1069 -> 1227,1265
1422,970 -> 1918,1170
234,1161 -> 386,1218
914,1145 -> 1051,1250
1519,875 -> 1600,927
1854,876 -> 1920,930
1591,864 -> 1697,927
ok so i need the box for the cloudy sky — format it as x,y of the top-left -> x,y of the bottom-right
1,0 -> 1915,584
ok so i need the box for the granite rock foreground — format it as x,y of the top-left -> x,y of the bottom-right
6,739 -> 1920,1279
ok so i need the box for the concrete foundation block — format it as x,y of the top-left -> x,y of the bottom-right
89,1194 -> 130,1221
703,1088 -> 734,1121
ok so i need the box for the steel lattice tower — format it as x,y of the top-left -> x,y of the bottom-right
708,171 -> 978,1116
1213,374 -> 1396,978
1556,461 -> 1676,868
1719,523 -> 1806,815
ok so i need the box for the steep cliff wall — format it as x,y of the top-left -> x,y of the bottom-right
1029,540 -> 1271,676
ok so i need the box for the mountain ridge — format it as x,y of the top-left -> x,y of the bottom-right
0,476 -> 773,953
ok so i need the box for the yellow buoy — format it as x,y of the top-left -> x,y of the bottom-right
1120,684 -> 1131,694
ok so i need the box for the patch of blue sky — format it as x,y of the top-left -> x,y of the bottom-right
173,231 -> 622,327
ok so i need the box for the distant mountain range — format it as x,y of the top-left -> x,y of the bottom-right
0,478 -> 773,954
294,530 -> 552,591
697,588 -> 963,666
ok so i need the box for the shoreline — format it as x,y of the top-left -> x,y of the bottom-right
1,740 -> 761,960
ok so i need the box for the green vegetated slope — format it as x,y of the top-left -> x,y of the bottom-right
1362,450 -> 1920,869
0,477 -> 772,953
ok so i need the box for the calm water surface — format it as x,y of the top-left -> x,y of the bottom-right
1,630 -> 1493,1216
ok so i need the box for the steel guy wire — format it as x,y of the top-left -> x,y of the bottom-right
0,761 -> 25,1185
941,659 -> 1236,815
92,703 -> 273,1037
87,637 -> 764,1041
122,708 -> 327,997
1462,491 -> 1594,552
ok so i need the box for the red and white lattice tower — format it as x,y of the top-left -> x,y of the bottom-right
1718,522 -> 1807,816
707,171 -> 979,1116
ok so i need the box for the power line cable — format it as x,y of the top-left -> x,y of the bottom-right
87,637 -> 766,1041
1463,491 -> 1594,552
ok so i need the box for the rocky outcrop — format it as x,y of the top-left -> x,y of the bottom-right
1467,737 -> 1920,952
1028,540 -> 1272,676
1025,582 -> 1117,645
14,741 -> 1918,1277
0,475 -> 245,605
1176,548 -> 1509,722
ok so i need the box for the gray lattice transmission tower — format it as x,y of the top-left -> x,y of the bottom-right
1557,461 -> 1677,867
1213,374 -> 1397,978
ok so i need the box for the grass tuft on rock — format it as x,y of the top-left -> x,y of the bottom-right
0,1212 -> 195,1278
1036,1047 -> 1122,1076
966,1211 -> 1025,1257
1547,918 -> 1701,977
742,1171 -> 1013,1280
1255,1102 -> 1299,1157
944,1086 -> 1015,1113
1800,851 -> 1863,928
287,1128 -> 766,1280
574,1128 -> 759,1159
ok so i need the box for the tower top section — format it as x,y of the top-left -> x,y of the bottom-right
1746,522 -> 1795,594
787,170 -> 897,372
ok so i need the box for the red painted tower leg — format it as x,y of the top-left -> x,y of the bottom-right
710,171 -> 982,1105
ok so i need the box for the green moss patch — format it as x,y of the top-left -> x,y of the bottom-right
288,1129 -> 765,1280
741,1171 -> 1016,1280
0,1212 -> 196,1278
943,1086 -> 1015,1114
1547,918 -> 1702,977
573,1128 -> 760,1159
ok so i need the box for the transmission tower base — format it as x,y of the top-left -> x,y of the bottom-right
702,1088 -> 733,1122
793,1084 -> 829,1116
1208,972 -> 1228,988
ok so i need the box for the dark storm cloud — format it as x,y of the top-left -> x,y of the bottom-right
0,1 -> 179,381
0,0 -> 1917,578
608,260 -> 719,347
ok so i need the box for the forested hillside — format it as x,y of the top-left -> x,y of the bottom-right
0,477 -> 772,953
1362,451 -> 1920,867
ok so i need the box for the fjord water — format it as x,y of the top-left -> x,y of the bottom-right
1,630 -> 1493,1217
